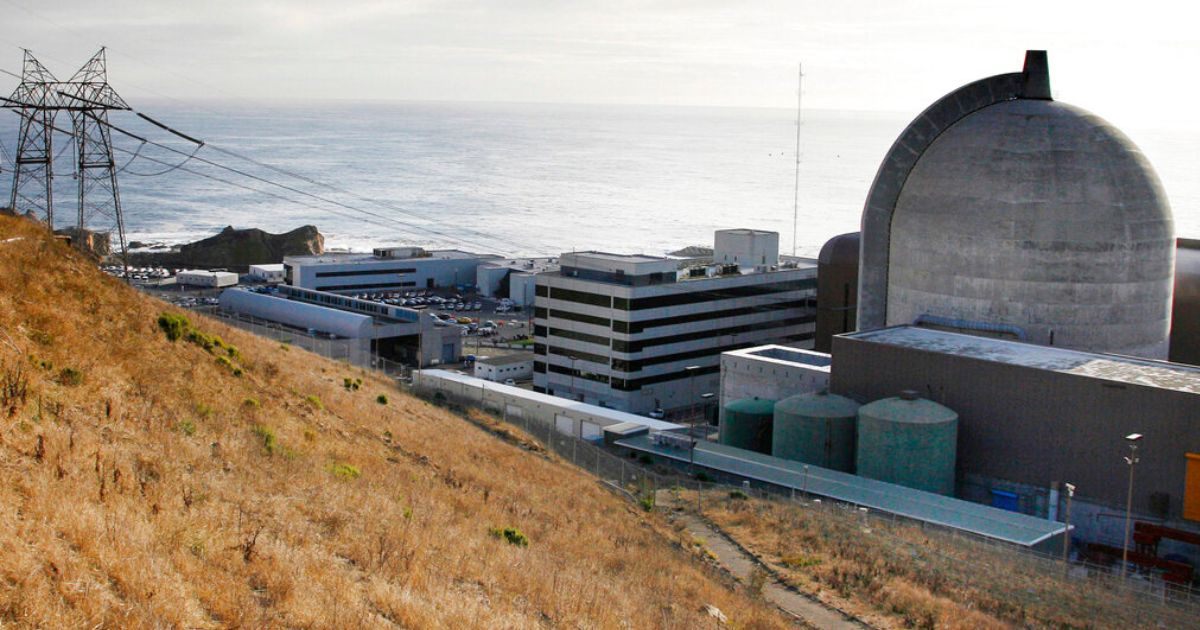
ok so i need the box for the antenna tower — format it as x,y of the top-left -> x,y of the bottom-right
3,48 -> 131,263
791,62 -> 803,258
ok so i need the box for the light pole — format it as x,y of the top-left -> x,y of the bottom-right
685,365 -> 701,428
568,355 -> 578,402
700,392 -> 715,430
1062,482 -> 1075,570
1121,433 -> 1142,579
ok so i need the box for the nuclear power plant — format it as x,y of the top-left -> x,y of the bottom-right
858,51 -> 1175,359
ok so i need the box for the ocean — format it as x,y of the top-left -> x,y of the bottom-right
0,100 -> 1196,258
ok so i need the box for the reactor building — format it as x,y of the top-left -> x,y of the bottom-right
857,51 -> 1175,358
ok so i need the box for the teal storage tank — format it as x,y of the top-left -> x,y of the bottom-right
772,391 -> 860,472
856,391 -> 958,495
720,397 -> 776,454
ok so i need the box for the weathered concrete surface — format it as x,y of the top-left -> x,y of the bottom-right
858,51 -> 1174,359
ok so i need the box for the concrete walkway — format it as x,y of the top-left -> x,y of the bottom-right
658,491 -> 869,630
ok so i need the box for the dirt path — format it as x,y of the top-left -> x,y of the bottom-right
658,491 -> 870,630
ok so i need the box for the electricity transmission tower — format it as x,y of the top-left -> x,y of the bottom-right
3,48 -> 130,261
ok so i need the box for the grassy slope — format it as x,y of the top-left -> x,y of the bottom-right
0,215 -> 787,629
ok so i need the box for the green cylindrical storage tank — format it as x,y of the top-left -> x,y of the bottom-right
720,397 -> 776,454
772,391 -> 860,472
856,391 -> 958,495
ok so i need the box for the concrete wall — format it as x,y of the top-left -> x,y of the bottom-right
815,232 -> 858,352
830,334 -> 1200,529
719,350 -> 829,425
1171,239 -> 1200,365
474,358 -> 534,382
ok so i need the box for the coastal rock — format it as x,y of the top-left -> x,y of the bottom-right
128,225 -> 324,271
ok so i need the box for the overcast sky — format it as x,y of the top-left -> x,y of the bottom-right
1,0 -> 1197,131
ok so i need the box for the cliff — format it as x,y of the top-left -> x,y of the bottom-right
129,224 -> 323,270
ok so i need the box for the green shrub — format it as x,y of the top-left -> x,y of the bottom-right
489,526 -> 529,548
695,471 -> 713,483
195,403 -> 214,418
639,495 -> 655,512
242,397 -> 259,409
232,367 -> 244,378
327,462 -> 361,480
305,395 -> 323,410
57,367 -> 83,386
216,355 -> 232,368
376,394 -> 389,405
226,345 -> 240,360
157,313 -> 190,341
729,489 -> 749,501
252,425 -> 279,456
177,419 -> 197,436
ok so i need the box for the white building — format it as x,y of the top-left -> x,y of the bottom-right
714,228 -> 779,272
177,269 -> 239,288
532,229 -> 818,415
473,354 -> 535,382
476,258 -> 559,306
283,246 -> 501,294
719,344 -> 831,423
218,286 -> 461,367
247,263 -> 286,284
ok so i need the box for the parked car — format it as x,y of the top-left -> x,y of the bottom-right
648,408 -> 666,420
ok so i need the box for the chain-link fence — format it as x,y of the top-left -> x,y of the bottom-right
426,383 -> 1200,627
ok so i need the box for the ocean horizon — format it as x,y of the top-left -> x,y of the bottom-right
1,99 -> 1195,258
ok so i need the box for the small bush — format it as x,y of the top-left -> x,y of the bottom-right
177,419 -> 197,436
639,495 -> 655,512
232,367 -> 243,378
57,367 -> 83,386
242,397 -> 259,409
216,356 -> 232,369
226,345 -> 240,360
729,489 -> 749,501
327,462 -> 361,480
195,403 -> 214,418
157,313 -> 190,341
489,526 -> 529,548
376,394 -> 389,405
695,471 -> 713,483
252,425 -> 279,456
342,377 -> 361,391
637,453 -> 653,465
305,395 -> 323,410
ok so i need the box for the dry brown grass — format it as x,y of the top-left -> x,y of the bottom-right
0,215 -> 789,629
700,490 -> 1187,629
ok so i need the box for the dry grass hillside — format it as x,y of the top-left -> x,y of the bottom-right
0,215 -> 788,629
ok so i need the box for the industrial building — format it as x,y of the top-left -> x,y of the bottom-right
475,257 -> 559,306
831,325 -> 1200,547
176,269 -> 238,288
532,229 -> 817,414
814,232 -> 858,353
857,51 -> 1174,359
218,285 -> 461,367
473,354 -> 535,383
719,344 -> 830,424
247,263 -> 285,284
283,246 -> 501,294
1172,238 -> 1200,365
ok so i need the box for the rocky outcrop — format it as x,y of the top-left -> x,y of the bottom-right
128,225 -> 324,271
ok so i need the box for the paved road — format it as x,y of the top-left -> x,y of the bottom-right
658,491 -> 870,630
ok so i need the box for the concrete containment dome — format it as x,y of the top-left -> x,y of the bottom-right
859,51 -> 1175,358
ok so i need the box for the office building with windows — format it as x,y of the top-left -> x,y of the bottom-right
283,246 -> 501,294
531,230 -> 817,415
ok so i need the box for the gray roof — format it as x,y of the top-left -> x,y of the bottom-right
845,326 -> 1200,395
618,435 -> 1067,547
476,353 -> 535,367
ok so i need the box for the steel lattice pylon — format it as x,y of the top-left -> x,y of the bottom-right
3,48 -> 130,262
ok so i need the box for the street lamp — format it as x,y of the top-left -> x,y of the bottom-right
1062,482 -> 1075,570
685,365 -> 701,427
1121,433 -> 1142,579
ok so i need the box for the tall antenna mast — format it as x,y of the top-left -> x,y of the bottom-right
791,62 -> 803,258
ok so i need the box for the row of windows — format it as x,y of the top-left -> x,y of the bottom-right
611,315 -> 815,353
546,345 -> 609,365
314,267 -> 416,278
548,327 -> 611,347
314,281 -> 417,291
537,277 -> 815,312
613,299 -> 814,334
611,332 -> 815,372
547,362 -> 610,384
